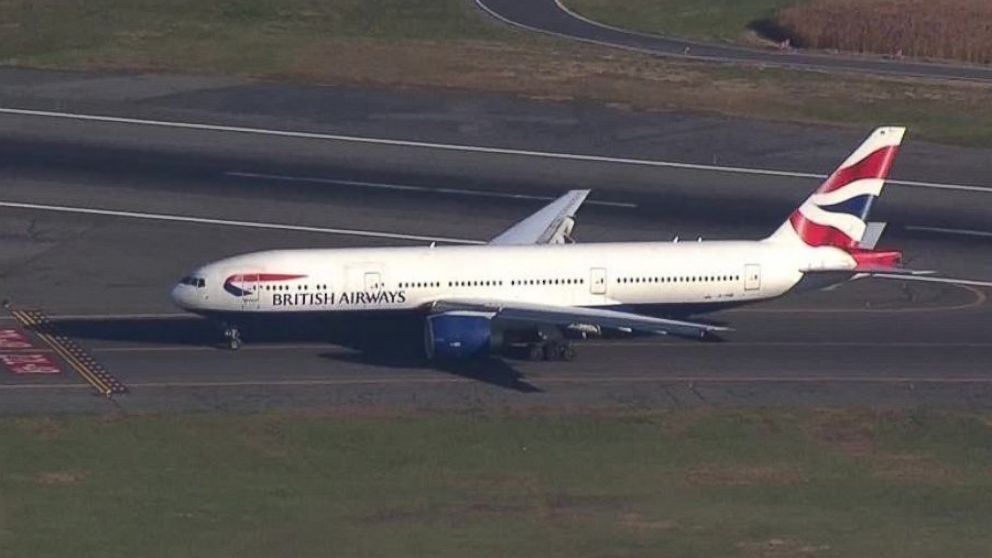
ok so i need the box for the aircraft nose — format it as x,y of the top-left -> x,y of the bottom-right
170,283 -> 193,310
170,281 -> 196,310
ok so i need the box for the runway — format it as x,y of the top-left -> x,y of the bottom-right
1,70 -> 991,414
476,0 -> 992,83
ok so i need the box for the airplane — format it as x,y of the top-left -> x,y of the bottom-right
171,126 -> 931,361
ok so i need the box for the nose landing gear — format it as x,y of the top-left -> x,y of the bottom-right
223,325 -> 242,350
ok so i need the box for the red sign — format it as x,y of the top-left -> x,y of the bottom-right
0,329 -> 32,350
0,352 -> 61,375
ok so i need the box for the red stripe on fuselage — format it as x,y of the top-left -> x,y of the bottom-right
225,273 -> 307,283
818,146 -> 899,194
254,274 -> 307,282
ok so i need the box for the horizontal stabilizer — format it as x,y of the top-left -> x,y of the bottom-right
852,266 -> 933,276
801,266 -> 933,276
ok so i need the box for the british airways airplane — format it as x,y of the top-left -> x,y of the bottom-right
171,127 -> 927,360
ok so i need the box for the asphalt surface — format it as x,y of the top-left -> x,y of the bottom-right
477,0 -> 992,82
1,69 -> 991,414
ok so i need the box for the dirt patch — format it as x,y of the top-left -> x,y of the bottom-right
806,409 -> 879,457
540,493 -> 629,519
355,507 -> 432,526
617,512 -> 677,531
686,464 -> 806,486
356,499 -> 531,527
447,472 -> 545,496
235,424 -> 291,459
871,453 -> 957,484
35,470 -> 87,485
738,537 -> 830,557
14,417 -> 65,440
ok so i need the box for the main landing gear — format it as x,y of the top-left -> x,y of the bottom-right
223,325 -> 242,350
526,340 -> 576,362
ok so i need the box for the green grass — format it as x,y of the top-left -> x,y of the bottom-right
564,0 -> 802,42
2,409 -> 992,557
2,0 -> 992,148
0,0 -> 507,73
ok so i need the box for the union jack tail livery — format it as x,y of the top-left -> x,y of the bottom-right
768,126 -> 905,249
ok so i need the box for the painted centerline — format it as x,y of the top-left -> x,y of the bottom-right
0,201 -> 483,245
1,107 -> 989,194
906,225 -> 992,239
226,171 -> 637,208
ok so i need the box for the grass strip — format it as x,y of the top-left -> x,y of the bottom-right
2,0 -> 992,147
2,408 -> 992,557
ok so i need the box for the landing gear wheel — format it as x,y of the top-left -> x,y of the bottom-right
543,342 -> 559,361
223,326 -> 242,351
542,341 -> 575,361
561,345 -> 576,362
527,343 -> 545,361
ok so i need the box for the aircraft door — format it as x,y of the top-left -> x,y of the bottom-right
238,273 -> 261,310
744,264 -> 761,291
589,267 -> 608,295
364,271 -> 382,294
343,264 -> 385,308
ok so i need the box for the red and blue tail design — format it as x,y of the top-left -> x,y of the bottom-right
769,127 -> 905,249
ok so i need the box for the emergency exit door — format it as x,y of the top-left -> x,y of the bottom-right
744,264 -> 761,291
364,271 -> 382,293
589,267 -> 607,295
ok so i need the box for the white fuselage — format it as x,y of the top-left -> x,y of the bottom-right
171,240 -> 856,317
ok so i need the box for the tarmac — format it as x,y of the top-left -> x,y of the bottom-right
1,69 -> 990,414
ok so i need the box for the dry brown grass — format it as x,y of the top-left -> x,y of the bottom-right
870,452 -> 958,483
805,408 -> 879,456
737,537 -> 831,557
35,470 -> 87,485
686,464 -> 807,486
776,0 -> 992,65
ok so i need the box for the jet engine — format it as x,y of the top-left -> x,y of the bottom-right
424,311 -> 502,360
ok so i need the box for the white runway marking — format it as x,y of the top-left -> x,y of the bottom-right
5,375 -> 992,392
2,107 -> 989,194
0,201 -> 483,244
226,171 -> 638,208
81,341 -> 992,354
6,375 -> 992,392
906,225 -> 992,239
0,312 -> 188,322
872,274 -> 992,288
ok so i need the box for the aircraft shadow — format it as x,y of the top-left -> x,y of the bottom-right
321,351 -> 542,393
44,314 -> 542,393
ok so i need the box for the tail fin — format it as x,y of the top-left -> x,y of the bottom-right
767,127 -> 905,248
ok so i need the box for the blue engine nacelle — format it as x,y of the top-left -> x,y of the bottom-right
424,312 -> 501,360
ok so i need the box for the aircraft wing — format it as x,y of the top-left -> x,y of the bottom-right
430,298 -> 730,339
488,189 -> 589,245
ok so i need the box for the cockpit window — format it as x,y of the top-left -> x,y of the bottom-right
180,276 -> 206,288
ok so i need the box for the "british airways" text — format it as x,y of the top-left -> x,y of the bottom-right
271,290 -> 407,307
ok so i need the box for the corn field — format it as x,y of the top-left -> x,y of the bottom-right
775,0 -> 992,65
